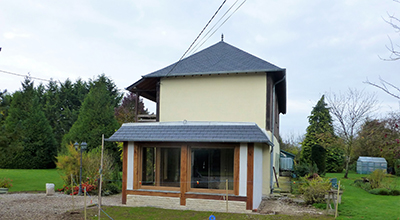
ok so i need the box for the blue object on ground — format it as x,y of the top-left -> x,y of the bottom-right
330,178 -> 338,189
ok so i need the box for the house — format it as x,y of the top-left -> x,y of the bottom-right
107,39 -> 287,212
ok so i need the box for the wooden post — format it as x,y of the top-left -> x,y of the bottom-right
71,174 -> 75,211
226,179 -> 229,212
98,134 -> 104,219
246,143 -> 254,210
135,92 -> 139,122
84,187 -> 87,220
180,145 -> 188,206
335,181 -> 341,218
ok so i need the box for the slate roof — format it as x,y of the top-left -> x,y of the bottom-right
141,41 -> 284,78
106,121 -> 272,145
126,40 -> 286,114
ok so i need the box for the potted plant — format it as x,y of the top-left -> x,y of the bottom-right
0,178 -> 13,194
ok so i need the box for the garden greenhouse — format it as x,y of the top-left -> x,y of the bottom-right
356,156 -> 387,174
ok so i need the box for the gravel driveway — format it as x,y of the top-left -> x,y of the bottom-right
0,192 -> 123,220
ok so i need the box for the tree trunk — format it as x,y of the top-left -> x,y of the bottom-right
344,156 -> 349,179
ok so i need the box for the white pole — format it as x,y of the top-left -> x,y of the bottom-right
98,134 -> 104,220
71,174 -> 75,211
84,187 -> 87,220
226,179 -> 229,212
335,181 -> 341,218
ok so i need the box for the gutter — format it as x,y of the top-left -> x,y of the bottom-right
270,75 -> 286,194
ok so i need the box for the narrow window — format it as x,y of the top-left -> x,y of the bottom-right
142,147 -> 181,187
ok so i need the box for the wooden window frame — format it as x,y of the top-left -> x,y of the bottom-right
133,142 -> 240,197
136,143 -> 181,191
187,143 -> 240,195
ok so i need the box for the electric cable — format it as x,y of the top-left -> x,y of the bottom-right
190,0 -> 247,55
0,69 -> 53,82
165,0 -> 227,76
187,0 -> 240,57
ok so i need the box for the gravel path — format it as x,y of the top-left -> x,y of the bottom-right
0,193 -> 325,219
0,192 -> 123,220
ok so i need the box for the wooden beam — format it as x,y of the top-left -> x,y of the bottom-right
133,144 -> 139,190
135,92 -> 139,122
156,80 -> 160,122
122,142 -> 128,204
127,190 -> 180,197
246,143 -> 254,210
185,193 -> 247,202
234,146 -> 240,196
180,145 -> 188,205
266,74 -> 273,131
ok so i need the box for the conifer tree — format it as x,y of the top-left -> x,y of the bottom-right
300,95 -> 335,174
1,78 -> 57,168
62,77 -> 121,163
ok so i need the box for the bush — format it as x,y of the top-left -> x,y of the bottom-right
294,163 -> 319,177
300,174 -> 331,204
369,169 -> 387,189
395,159 -> 400,177
391,189 -> 400,195
369,188 -> 390,195
352,179 -> 372,191
56,144 -> 119,195
0,178 -> 13,188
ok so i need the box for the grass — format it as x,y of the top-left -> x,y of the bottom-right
0,169 -> 64,192
325,172 -> 400,220
78,206 -> 334,220
2,169 -> 400,219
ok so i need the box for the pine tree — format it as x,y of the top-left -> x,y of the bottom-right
300,95 -> 335,174
1,78 -> 57,168
62,77 -> 121,164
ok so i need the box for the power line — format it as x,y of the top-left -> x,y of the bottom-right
190,0 -> 247,55
187,0 -> 240,56
0,69 -> 53,82
165,0 -> 227,76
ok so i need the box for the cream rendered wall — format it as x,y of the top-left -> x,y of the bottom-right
262,145 -> 271,195
253,144 -> 263,210
262,131 -> 280,195
127,142 -> 134,190
159,73 -> 267,128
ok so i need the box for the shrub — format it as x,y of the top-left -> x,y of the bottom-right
395,159 -> 400,177
300,174 -> 331,204
391,189 -> 400,195
0,178 -> 13,188
294,163 -> 319,177
369,188 -> 390,195
369,169 -> 387,189
56,144 -> 119,195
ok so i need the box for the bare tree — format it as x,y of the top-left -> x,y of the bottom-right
326,88 -> 378,178
364,77 -> 400,100
364,1 -> 400,98
381,0 -> 400,61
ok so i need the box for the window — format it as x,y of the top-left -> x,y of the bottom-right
190,148 -> 234,190
135,143 -> 239,194
141,146 -> 180,188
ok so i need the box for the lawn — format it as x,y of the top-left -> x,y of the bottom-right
0,169 -> 64,192
325,172 -> 400,220
81,206 -> 333,220
2,169 -> 400,219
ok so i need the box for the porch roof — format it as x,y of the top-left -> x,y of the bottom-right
106,121 -> 272,145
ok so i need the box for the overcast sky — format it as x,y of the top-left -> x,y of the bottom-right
1,0 -> 400,139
